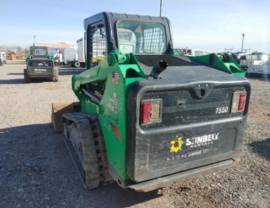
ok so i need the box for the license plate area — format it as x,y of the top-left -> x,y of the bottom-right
33,68 -> 47,73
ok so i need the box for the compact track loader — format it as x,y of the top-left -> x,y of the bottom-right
52,12 -> 250,192
25,46 -> 58,82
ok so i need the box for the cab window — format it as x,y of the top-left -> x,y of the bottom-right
91,25 -> 107,64
117,21 -> 166,55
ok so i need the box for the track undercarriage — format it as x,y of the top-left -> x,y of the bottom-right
62,113 -> 112,189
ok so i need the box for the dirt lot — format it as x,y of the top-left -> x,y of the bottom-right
0,63 -> 269,208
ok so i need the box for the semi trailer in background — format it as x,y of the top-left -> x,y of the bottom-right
37,42 -> 80,67
62,48 -> 80,67
0,51 -> 7,65
236,52 -> 270,75
49,47 -> 79,67
76,37 -> 86,67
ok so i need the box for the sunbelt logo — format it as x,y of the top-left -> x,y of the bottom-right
168,132 -> 219,154
186,133 -> 219,148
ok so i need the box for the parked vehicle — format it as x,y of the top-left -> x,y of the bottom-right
246,52 -> 270,75
24,46 -> 58,82
233,52 -> 251,71
52,12 -> 250,192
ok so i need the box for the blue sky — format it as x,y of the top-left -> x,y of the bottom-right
0,0 -> 269,52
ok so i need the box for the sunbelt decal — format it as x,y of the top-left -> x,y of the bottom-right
186,133 -> 219,148
169,132 -> 219,153
169,137 -> 184,153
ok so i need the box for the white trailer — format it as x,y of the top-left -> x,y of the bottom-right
0,51 -> 7,65
63,48 -> 77,65
241,52 -> 270,75
76,37 -> 86,67
48,47 -> 80,67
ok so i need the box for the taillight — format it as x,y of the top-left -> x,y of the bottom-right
140,99 -> 162,125
46,62 -> 52,67
231,91 -> 247,113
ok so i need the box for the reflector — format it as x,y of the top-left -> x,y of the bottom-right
140,99 -> 162,125
231,91 -> 247,113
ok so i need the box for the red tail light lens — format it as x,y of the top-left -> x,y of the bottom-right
140,99 -> 162,125
231,91 -> 247,113
238,93 -> 247,111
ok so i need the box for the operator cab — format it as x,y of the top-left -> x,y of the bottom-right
28,46 -> 53,67
116,20 -> 194,78
84,12 -> 190,77
31,46 -> 48,58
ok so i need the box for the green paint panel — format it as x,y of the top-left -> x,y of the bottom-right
190,53 -> 246,77
72,51 -> 144,181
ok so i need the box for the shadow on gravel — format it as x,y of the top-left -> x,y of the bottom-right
87,184 -> 159,208
59,67 -> 84,76
0,78 -> 25,84
249,138 -> 270,160
8,73 -> 24,75
0,123 -> 159,208
0,78 -> 51,84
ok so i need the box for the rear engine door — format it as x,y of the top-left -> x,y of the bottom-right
127,81 -> 250,182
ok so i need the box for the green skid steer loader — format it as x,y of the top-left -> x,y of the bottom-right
52,12 -> 250,192
25,46 -> 58,82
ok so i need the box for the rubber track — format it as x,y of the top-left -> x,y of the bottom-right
63,113 -> 112,190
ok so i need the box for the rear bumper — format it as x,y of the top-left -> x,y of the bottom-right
128,159 -> 236,192
26,67 -> 55,78
28,74 -> 53,79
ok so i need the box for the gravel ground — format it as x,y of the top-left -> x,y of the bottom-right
0,63 -> 269,208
